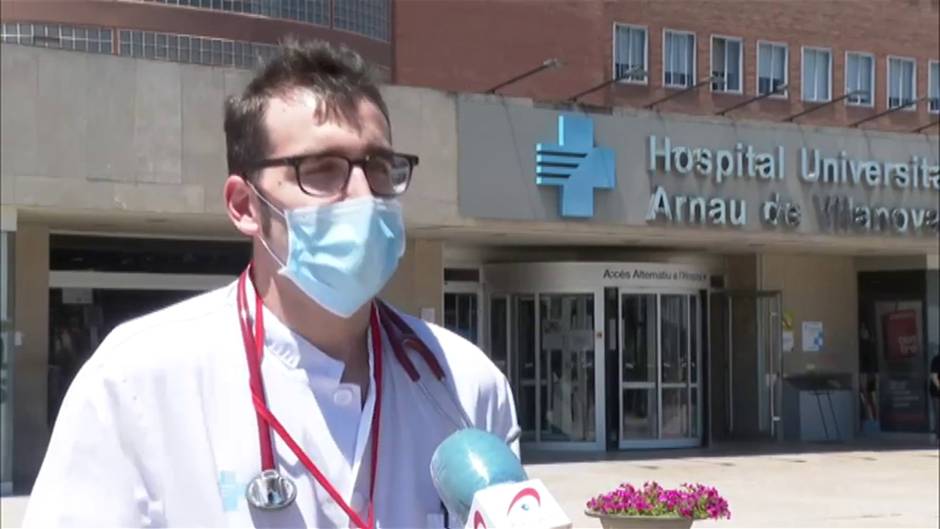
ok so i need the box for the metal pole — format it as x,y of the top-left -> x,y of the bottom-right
566,66 -> 646,102
783,91 -> 865,122
485,58 -> 562,94
912,119 -> 940,133
645,76 -> 720,109
849,95 -> 930,127
717,84 -> 788,116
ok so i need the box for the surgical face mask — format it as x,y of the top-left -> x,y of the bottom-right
253,188 -> 406,318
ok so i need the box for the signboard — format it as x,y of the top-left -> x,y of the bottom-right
879,375 -> 929,432
484,262 -> 711,293
802,321 -> 824,352
457,98 -> 939,239
782,331 -> 795,353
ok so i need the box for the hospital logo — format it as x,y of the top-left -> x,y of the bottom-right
535,115 -> 615,218
218,471 -> 245,512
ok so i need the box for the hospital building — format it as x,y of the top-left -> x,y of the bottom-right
1,0 -> 939,495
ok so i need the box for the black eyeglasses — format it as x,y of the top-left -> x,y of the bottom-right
246,151 -> 419,198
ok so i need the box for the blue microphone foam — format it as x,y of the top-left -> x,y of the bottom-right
429,428 -> 528,524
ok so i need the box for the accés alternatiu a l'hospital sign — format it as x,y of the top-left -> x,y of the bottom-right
645,136 -> 940,235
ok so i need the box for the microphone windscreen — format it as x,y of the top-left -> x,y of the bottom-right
429,429 -> 528,524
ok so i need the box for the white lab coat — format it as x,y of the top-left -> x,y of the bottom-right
23,280 -> 519,528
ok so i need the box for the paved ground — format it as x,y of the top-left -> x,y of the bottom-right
2,443 -> 938,528
526,442 -> 940,528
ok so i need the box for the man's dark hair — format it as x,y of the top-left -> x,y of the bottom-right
224,39 -> 389,177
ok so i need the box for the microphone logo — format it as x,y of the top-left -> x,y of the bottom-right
473,510 -> 488,529
535,115 -> 615,218
507,486 -> 542,514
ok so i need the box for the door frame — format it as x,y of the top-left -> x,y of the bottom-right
618,288 -> 703,450
490,289 -> 606,452
49,271 -> 235,291
483,262 -> 712,451
712,289 -> 784,441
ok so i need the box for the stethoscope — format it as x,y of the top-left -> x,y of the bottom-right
236,268 -> 477,525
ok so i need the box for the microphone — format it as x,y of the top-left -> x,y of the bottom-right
429,428 -> 572,529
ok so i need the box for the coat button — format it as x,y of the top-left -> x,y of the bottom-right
333,388 -> 354,406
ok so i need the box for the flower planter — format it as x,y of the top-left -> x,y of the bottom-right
585,510 -> 694,529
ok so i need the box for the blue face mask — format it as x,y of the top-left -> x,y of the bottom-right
254,189 -> 406,318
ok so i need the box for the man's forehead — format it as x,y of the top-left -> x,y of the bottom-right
264,87 -> 387,134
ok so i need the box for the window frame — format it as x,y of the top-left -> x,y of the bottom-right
886,55 -> 917,111
929,59 -> 940,114
662,28 -> 697,89
709,34 -> 744,94
801,45 -> 832,103
756,39 -> 789,98
844,50 -> 875,108
612,22 -> 649,85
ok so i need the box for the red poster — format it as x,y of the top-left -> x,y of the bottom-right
882,310 -> 920,361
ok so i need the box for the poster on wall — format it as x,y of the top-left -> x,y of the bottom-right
881,309 -> 921,361
879,375 -> 929,432
802,321 -> 824,352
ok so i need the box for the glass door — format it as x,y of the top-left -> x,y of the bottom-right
539,294 -> 596,443
506,292 -> 602,449
710,291 -> 782,441
619,291 -> 701,448
620,294 -> 658,442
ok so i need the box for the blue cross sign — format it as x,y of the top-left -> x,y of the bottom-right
535,115 -> 615,218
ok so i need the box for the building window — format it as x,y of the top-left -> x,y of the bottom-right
332,0 -> 391,42
929,61 -> 940,114
711,35 -> 742,93
888,56 -> 917,110
145,0 -> 331,27
117,29 -> 276,69
758,41 -> 788,96
663,29 -> 695,88
845,52 -> 874,107
802,47 -> 831,102
1,22 -> 112,54
613,24 -> 647,83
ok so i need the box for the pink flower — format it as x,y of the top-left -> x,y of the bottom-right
586,482 -> 731,520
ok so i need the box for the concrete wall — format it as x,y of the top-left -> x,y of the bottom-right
12,223 -> 49,491
760,254 -> 858,376
0,45 -> 460,233
0,45 -> 250,218
380,238 -> 443,323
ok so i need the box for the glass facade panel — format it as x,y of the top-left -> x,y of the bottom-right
621,294 -> 657,383
539,293 -> 595,442
662,387 -> 690,438
513,296 -> 536,441
622,388 -> 658,439
0,232 -> 13,492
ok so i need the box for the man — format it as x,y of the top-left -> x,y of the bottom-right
24,40 -> 518,528
931,351 -> 940,443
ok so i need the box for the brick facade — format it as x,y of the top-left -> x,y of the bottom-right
395,0 -> 940,133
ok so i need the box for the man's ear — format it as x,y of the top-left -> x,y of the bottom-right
224,175 -> 261,237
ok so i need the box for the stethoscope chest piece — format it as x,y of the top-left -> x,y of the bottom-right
246,469 -> 297,510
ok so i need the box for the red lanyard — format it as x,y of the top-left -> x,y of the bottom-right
237,269 -> 383,529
